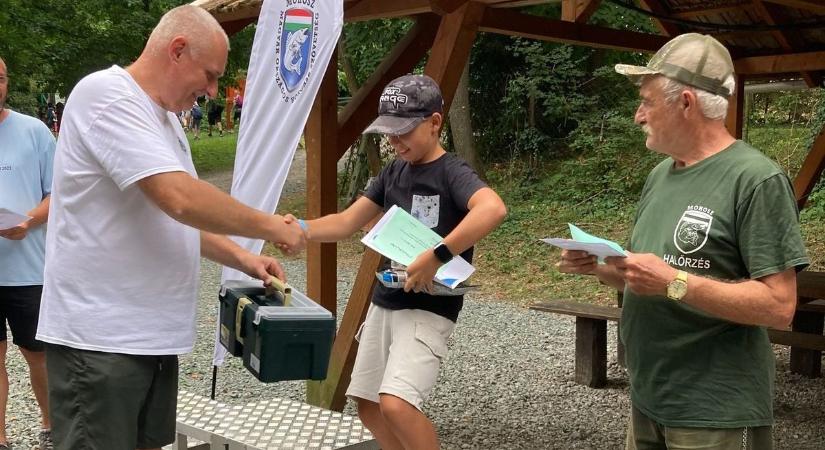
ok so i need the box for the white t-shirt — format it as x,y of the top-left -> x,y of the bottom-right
37,66 -> 201,355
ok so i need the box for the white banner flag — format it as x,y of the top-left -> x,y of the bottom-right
213,0 -> 343,366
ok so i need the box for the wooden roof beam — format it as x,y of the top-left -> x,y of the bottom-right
736,50 -> 825,75
637,0 -> 681,36
219,17 -> 256,36
194,0 -> 262,23
345,0 -> 430,22
752,0 -> 820,88
336,15 -> 440,158
671,2 -> 754,18
761,0 -> 825,14
489,0 -> 559,6
479,8 -> 670,53
424,1 -> 486,111
561,0 -> 602,23
429,0 -> 469,14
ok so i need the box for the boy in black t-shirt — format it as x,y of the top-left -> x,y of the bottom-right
285,75 -> 506,449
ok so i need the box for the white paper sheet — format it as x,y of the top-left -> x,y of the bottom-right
362,205 -> 475,289
0,208 -> 30,230
541,238 -> 627,259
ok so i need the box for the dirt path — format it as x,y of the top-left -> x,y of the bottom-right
202,147 -> 308,195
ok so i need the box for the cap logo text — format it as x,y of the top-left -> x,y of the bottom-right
380,87 -> 407,108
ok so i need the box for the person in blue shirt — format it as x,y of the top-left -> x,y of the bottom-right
0,56 -> 56,450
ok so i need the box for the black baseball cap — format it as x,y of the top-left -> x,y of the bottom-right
363,74 -> 444,136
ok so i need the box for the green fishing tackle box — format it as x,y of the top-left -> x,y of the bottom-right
218,280 -> 334,382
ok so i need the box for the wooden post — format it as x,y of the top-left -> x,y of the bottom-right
575,317 -> 607,388
304,51 -> 340,408
304,53 -> 339,315
793,123 -> 825,209
726,74 -> 745,139
790,308 -> 824,378
307,250 -> 383,410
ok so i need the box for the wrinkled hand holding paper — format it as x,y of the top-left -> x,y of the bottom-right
542,223 -> 627,262
362,205 -> 474,289
0,208 -> 31,230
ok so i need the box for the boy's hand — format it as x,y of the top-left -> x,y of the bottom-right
274,218 -> 306,256
276,214 -> 309,255
404,249 -> 442,294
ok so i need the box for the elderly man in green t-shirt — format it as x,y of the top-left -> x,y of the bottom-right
558,34 -> 809,450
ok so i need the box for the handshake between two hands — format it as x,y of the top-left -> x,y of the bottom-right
272,213 -> 308,256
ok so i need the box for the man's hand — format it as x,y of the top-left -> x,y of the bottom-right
404,249 -> 441,294
273,217 -> 307,256
557,249 -> 597,275
605,252 -> 678,296
239,252 -> 287,284
0,220 -> 31,241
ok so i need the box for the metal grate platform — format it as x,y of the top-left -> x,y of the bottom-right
174,391 -> 377,450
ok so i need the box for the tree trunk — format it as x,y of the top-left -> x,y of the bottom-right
449,61 -> 485,179
338,39 -> 359,95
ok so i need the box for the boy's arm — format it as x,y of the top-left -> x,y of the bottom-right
404,187 -> 507,293
293,196 -> 383,242
441,187 -> 507,256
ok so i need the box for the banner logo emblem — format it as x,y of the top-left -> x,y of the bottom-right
275,7 -> 317,100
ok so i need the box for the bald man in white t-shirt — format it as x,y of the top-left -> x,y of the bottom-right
36,6 -> 306,450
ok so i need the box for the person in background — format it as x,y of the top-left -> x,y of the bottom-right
190,98 -> 203,139
207,97 -> 224,137
0,55 -> 56,450
232,92 -> 242,127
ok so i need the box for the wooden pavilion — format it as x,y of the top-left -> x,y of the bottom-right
193,0 -> 825,410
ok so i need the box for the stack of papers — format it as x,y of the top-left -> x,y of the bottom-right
361,205 -> 474,289
0,208 -> 30,230
542,223 -> 626,262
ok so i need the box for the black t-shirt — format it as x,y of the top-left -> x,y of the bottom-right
363,152 -> 488,322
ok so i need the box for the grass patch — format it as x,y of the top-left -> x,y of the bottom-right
188,132 -> 238,175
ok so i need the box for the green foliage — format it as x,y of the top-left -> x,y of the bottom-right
467,6 -> 651,168
1,0 -> 252,113
748,90 -> 822,127
339,19 -> 413,93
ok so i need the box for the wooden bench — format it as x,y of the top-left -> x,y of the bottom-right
532,288 -> 825,388
530,300 -> 622,388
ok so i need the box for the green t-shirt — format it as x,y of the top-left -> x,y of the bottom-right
622,140 -> 809,428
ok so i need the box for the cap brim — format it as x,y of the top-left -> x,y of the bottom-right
363,115 -> 427,136
615,64 -> 659,80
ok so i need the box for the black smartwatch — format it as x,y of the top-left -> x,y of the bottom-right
432,242 -> 454,264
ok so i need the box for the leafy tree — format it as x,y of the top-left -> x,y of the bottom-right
1,0 -> 253,114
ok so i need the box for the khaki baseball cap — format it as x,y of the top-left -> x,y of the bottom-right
615,33 -> 734,97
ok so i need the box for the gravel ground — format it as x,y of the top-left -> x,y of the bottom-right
5,150 -> 825,449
